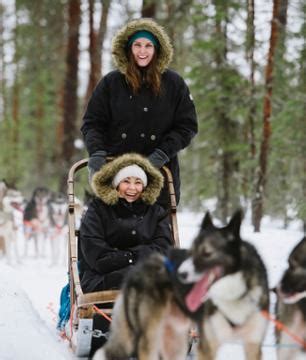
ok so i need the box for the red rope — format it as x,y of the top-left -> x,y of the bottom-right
261,310 -> 306,349
93,305 -> 112,323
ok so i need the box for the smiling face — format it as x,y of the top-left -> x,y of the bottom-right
118,177 -> 144,203
131,38 -> 155,67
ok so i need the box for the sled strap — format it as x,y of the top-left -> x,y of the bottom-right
77,290 -> 119,307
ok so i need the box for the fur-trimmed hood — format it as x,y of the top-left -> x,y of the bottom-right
92,153 -> 164,205
112,18 -> 173,74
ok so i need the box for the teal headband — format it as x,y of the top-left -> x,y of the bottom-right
127,30 -> 159,48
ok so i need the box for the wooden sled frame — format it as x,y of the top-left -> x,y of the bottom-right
66,158 -> 180,356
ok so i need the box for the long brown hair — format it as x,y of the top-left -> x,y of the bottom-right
125,49 -> 162,96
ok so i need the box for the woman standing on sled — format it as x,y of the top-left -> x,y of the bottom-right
78,153 -> 172,293
81,18 -> 198,206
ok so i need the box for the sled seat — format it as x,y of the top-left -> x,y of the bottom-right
77,290 -> 119,307
66,158 -> 180,357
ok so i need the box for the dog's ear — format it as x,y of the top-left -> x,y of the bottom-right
226,209 -> 243,239
200,211 -> 214,230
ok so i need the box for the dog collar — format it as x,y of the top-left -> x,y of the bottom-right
164,257 -> 175,273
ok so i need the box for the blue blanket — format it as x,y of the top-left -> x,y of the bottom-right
57,282 -> 70,331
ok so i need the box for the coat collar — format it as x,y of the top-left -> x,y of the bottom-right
114,198 -> 147,217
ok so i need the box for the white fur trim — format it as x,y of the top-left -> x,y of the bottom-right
112,165 -> 148,188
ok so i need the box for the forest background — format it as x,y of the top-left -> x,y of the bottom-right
0,0 -> 305,232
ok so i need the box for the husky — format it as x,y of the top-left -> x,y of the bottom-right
0,188 -> 24,264
0,180 -> 8,254
49,192 -> 68,266
275,236 -> 306,360
23,187 -> 51,257
92,248 -> 204,360
177,210 -> 270,360
0,180 -> 8,208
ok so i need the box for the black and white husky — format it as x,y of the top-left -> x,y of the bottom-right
93,210 -> 269,360
23,187 -> 52,257
0,186 -> 24,264
178,210 -> 270,360
92,248 -> 197,360
49,192 -> 68,266
276,236 -> 306,360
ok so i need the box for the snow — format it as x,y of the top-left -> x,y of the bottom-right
0,211 -> 304,359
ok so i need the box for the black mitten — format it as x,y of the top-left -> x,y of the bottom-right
88,150 -> 107,172
148,148 -> 169,168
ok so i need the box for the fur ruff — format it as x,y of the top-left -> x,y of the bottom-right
112,18 -> 173,74
92,153 -> 164,205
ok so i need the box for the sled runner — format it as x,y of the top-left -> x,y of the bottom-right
65,158 -> 180,357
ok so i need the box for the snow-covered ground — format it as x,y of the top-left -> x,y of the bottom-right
0,211 -> 304,359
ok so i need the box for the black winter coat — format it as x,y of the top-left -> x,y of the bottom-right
79,197 -> 172,292
81,69 -> 198,202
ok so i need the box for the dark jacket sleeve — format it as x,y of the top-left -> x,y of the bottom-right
158,73 -> 198,159
80,77 -> 110,155
80,203 -> 135,274
129,207 -> 173,260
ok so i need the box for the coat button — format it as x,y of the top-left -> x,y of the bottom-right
143,107 -> 148,112
140,133 -> 145,138
150,135 -> 156,140
131,230 -> 136,235
121,133 -> 127,139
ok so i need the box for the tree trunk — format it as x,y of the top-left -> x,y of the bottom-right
162,0 -> 194,70
252,0 -> 281,232
84,0 -> 110,106
10,78 -> 20,187
272,0 -> 288,228
0,2 -> 6,124
141,0 -> 156,18
34,2 -> 45,177
246,0 -> 256,161
35,80 -> 45,174
97,0 -> 110,78
300,3 -> 306,234
9,5 -> 21,187
213,0 -> 236,223
59,0 -> 81,192
241,0 -> 257,202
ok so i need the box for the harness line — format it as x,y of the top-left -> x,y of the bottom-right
261,309 -> 306,349
93,304 -> 112,322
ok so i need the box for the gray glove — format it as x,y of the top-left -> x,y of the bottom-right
88,150 -> 107,172
88,150 -> 107,183
148,149 -> 169,168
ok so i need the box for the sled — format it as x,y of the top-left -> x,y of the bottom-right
66,158 -> 180,357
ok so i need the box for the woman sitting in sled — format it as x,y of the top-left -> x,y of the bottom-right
78,152 -> 173,293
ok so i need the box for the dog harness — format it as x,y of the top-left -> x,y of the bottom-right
164,257 -> 175,273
